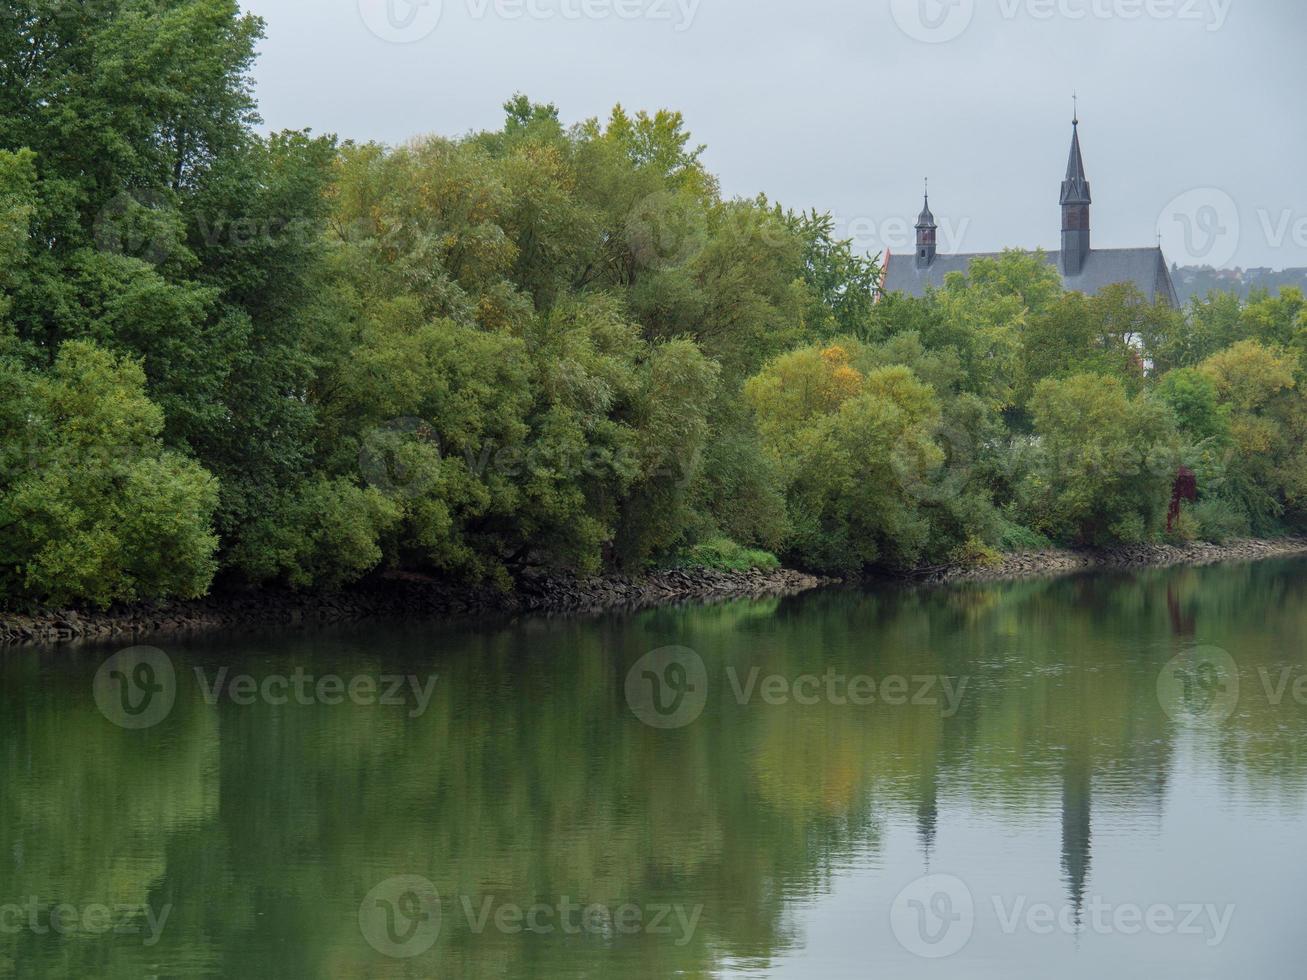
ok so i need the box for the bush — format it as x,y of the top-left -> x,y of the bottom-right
948,536 -> 1003,568
1191,496 -> 1252,544
0,341 -> 220,608
1165,511 -> 1199,543
670,537 -> 780,572
996,518 -> 1055,553
230,478 -> 402,590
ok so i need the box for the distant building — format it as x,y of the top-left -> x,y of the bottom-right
883,115 -> 1180,307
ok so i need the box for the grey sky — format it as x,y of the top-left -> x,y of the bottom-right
242,0 -> 1307,269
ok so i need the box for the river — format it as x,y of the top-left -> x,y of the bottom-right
3,559 -> 1306,977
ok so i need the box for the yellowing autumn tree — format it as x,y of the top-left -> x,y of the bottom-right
745,343 -> 945,572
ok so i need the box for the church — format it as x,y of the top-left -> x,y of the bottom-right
882,115 -> 1180,308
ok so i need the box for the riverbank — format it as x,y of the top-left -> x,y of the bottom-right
6,538 -> 1307,647
913,537 -> 1307,585
0,566 -> 828,647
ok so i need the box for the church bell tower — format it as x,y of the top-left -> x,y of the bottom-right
915,179 -> 937,270
1060,105 -> 1092,276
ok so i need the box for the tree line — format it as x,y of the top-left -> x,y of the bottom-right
2,0 -> 1305,608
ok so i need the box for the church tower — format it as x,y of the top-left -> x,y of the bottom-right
915,180 -> 937,270
1060,108 -> 1092,276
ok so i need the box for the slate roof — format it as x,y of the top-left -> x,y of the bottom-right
882,247 -> 1180,307
916,194 -> 935,228
1060,122 -> 1092,206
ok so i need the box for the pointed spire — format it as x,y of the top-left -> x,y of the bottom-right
1061,111 -> 1091,205
1060,103 -> 1092,275
1065,123 -> 1087,184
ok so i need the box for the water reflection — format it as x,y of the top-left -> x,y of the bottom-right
3,559 -> 1307,977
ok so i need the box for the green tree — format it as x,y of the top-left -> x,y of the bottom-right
746,344 -> 945,572
1018,373 -> 1178,545
0,340 -> 218,606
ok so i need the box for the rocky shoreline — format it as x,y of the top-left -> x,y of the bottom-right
914,537 -> 1307,585
0,566 -> 828,647
5,538 -> 1307,647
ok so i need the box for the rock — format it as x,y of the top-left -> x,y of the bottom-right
918,537 -> 1307,586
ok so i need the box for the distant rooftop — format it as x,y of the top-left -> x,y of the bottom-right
883,247 -> 1179,307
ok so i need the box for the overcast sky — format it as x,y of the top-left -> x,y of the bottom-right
242,0 -> 1306,269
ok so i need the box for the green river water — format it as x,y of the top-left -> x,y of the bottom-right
3,558 -> 1306,978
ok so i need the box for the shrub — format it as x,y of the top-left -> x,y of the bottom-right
1191,496 -> 1252,544
948,536 -> 1003,568
996,518 -> 1055,553
0,341 -> 219,608
670,537 -> 780,572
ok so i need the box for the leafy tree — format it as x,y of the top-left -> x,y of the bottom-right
1156,368 -> 1228,443
0,340 -> 218,606
746,345 -> 946,572
1017,373 -> 1178,545
1198,340 -> 1303,530
1154,367 -> 1231,496
229,478 -> 400,591
791,209 -> 881,341
1242,287 -> 1306,349
1019,287 -> 1146,403
962,248 -> 1064,318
